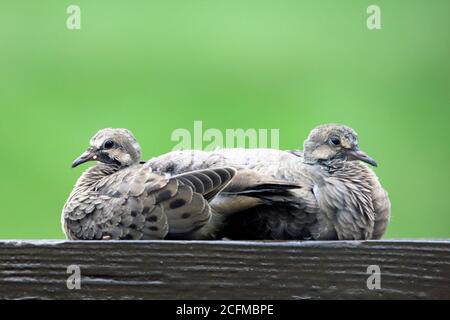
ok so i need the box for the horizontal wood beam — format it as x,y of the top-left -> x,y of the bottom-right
0,240 -> 449,299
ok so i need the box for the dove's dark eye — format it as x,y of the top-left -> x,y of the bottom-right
103,140 -> 115,149
330,137 -> 341,146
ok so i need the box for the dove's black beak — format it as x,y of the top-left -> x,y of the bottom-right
347,148 -> 378,167
72,148 -> 97,168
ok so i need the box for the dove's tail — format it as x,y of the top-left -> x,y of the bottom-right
223,182 -> 300,206
224,181 -> 299,198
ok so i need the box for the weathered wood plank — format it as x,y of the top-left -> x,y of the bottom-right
0,240 -> 449,300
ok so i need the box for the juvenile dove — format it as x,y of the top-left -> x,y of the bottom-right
62,128 -> 298,240
147,124 -> 391,240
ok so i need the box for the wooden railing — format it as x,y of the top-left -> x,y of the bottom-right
0,240 -> 449,299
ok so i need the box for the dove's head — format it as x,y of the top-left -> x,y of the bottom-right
72,128 -> 141,168
303,124 -> 377,167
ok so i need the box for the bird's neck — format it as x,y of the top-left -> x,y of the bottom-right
74,164 -> 121,190
303,156 -> 345,173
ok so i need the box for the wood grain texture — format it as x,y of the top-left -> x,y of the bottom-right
0,240 -> 449,300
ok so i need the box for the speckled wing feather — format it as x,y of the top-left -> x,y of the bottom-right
62,165 -> 236,240
63,165 -> 169,240
164,167 -> 236,236
172,167 -> 236,201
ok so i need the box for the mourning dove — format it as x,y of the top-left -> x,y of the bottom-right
147,124 -> 391,240
62,128 -> 298,240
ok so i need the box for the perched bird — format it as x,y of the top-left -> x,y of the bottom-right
62,128 -> 297,240
147,124 -> 391,240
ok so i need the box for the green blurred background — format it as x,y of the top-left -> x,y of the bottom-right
0,1 -> 449,239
